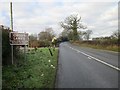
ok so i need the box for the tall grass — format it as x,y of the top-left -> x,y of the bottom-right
2,48 -> 58,88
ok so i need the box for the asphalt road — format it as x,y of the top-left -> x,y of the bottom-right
56,42 -> 119,88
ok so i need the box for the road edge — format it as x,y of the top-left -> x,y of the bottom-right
54,47 -> 59,88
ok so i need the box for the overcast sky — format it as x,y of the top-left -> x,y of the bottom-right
0,0 -> 119,38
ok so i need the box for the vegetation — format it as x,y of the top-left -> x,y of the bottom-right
2,25 -> 59,89
60,14 -> 87,41
2,48 -> 58,88
2,27 -> 11,65
82,30 -> 93,40
71,35 -> 119,52
1,25 -> 20,65
58,14 -> 119,52
29,27 -> 56,48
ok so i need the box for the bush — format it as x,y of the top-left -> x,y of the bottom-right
72,39 -> 119,52
1,27 -> 20,65
2,28 -> 11,65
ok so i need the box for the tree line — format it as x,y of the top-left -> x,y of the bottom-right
29,27 -> 57,47
59,14 -> 93,41
59,14 -> 119,47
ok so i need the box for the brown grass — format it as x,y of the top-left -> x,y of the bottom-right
71,41 -> 119,52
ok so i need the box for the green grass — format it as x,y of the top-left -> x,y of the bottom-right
2,48 -> 58,88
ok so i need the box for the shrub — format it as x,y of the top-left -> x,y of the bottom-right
1,26 -> 20,65
2,28 -> 11,65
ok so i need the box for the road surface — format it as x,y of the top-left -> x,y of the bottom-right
56,42 -> 119,88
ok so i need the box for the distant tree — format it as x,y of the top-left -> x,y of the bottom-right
38,27 -> 55,41
58,35 -> 69,42
29,34 -> 37,41
68,31 -> 74,40
29,34 -> 38,47
38,31 -> 48,41
110,30 -> 120,45
83,30 -> 93,40
78,31 -> 85,40
45,27 -> 55,41
111,30 -> 120,39
61,29 -> 69,37
38,27 -> 55,47
60,14 -> 87,41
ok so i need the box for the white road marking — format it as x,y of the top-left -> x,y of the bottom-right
66,45 -> 120,71
88,57 -> 91,59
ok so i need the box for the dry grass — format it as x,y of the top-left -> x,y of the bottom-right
72,41 -> 119,52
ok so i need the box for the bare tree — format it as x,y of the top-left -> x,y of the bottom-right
60,14 -> 87,41
83,30 -> 93,40
29,34 -> 37,41
111,30 -> 120,39
38,27 -> 55,41
29,34 -> 38,47
78,31 -> 84,40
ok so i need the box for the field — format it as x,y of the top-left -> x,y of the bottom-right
2,48 -> 58,88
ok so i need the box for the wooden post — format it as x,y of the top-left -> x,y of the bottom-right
48,47 -> 53,56
10,2 -> 14,64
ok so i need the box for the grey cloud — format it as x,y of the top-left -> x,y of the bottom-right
0,1 -> 118,38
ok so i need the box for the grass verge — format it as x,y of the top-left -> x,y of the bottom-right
71,42 -> 119,52
2,47 -> 58,88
